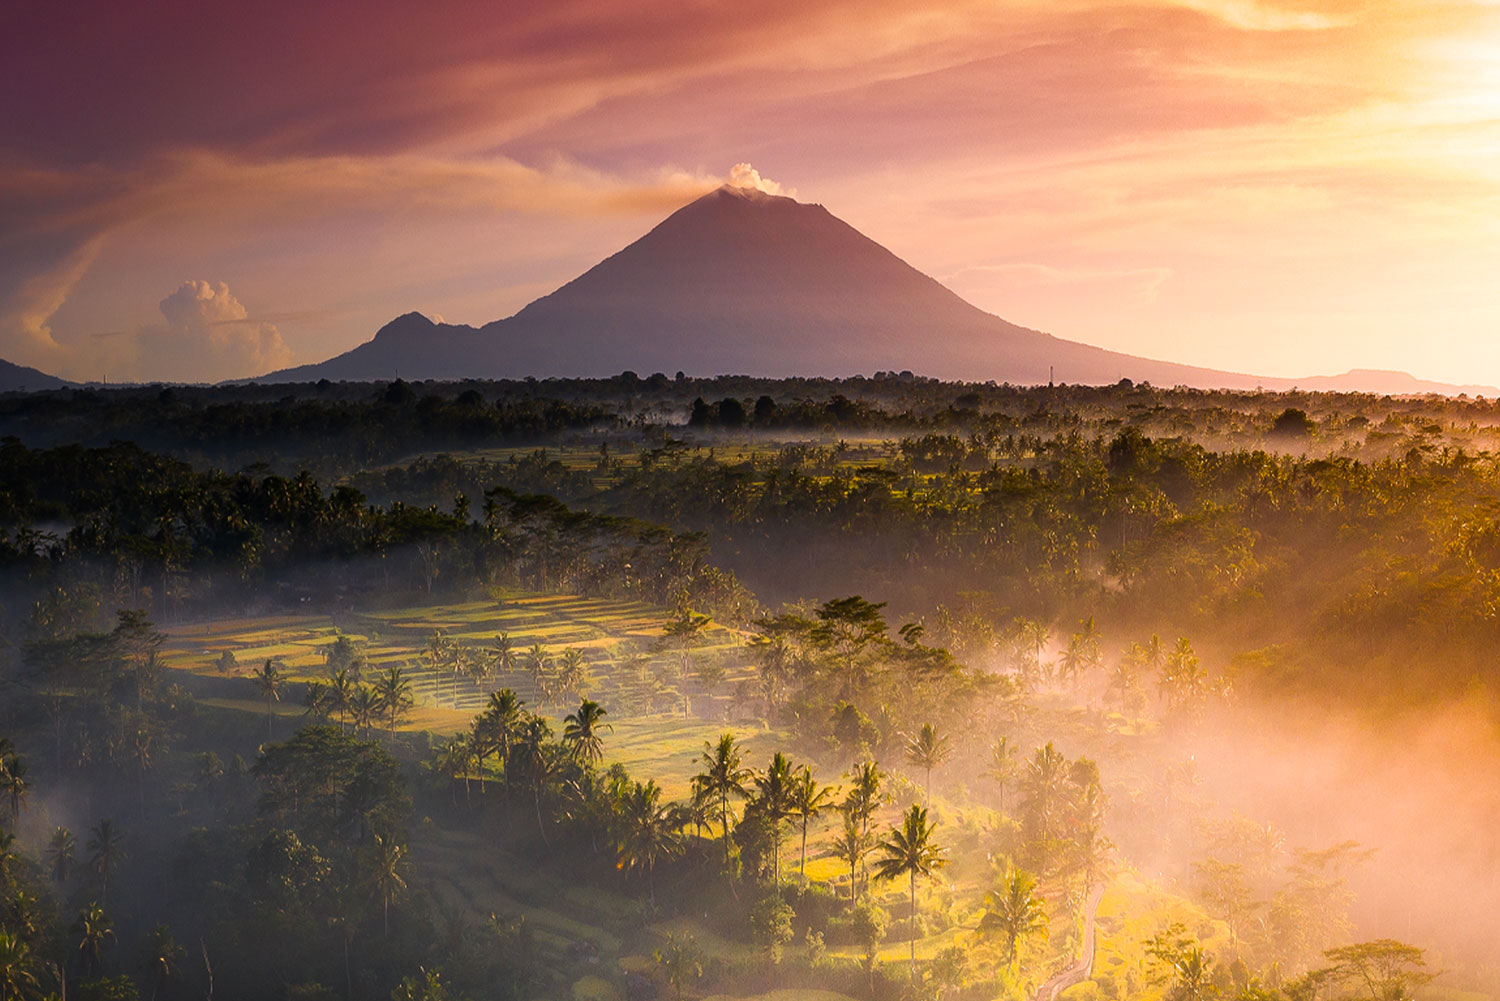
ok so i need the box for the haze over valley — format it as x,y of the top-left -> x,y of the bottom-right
4,4 -> 1500,1001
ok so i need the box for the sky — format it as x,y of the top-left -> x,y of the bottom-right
3,0 -> 1500,385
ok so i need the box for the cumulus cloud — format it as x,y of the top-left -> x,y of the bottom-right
726,162 -> 794,197
0,153 -> 717,379
139,281 -> 291,381
0,237 -> 104,367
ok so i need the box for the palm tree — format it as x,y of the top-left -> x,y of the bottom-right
1020,743 -> 1068,843
515,716 -> 557,844
373,666 -> 415,738
0,756 -> 28,821
1107,644 -> 1146,713
426,629 -> 455,673
368,833 -> 407,939
0,929 -> 38,1000
562,700 -> 610,766
526,642 -> 550,703
752,752 -> 798,892
1013,617 -> 1051,684
616,780 -> 686,904
0,833 -> 17,890
302,680 -> 333,722
987,738 -> 1018,815
477,688 -> 525,791
979,868 -> 1049,966
46,827 -> 75,885
558,647 -> 590,701
844,760 -> 883,834
330,669 -> 357,732
74,902 -> 114,977
904,723 -> 949,803
435,737 -> 477,808
490,632 -> 518,677
1159,637 -> 1208,715
1156,944 -> 1214,1001
830,810 -> 873,907
791,766 -> 835,878
87,820 -> 124,906
4,892 -> 39,946
843,760 -> 884,899
252,658 -> 284,737
140,923 -> 183,1001
691,733 -> 751,867
1059,617 -> 1102,684
349,686 -> 380,737
871,804 -> 947,977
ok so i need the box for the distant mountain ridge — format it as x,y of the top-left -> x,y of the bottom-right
250,184 -> 1485,395
0,357 -> 69,393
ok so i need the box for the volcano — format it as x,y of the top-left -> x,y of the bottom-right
260,186 -> 1491,393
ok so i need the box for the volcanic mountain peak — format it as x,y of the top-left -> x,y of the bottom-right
715,181 -> 793,203
258,186 -> 1493,395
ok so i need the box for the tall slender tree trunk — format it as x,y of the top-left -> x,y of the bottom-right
721,793 -> 731,867
909,871 -> 917,977
772,827 -> 780,895
534,784 -> 549,847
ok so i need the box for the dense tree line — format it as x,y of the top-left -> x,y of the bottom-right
0,439 -> 756,651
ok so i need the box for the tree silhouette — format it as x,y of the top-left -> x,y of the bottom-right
139,923 -> 183,1001
476,688 -> 525,794
904,723 -> 949,804
691,733 -> 751,868
979,868 -> 1048,966
515,716 -> 557,844
842,760 -> 884,900
0,753 -> 28,821
329,669 -> 357,732
302,680 -> 333,722
0,833 -> 17,890
791,766 -> 835,878
871,804 -> 947,977
87,820 -> 124,907
73,902 -> 115,977
617,780 -> 686,904
831,810 -> 873,907
368,833 -> 408,939
1020,743 -> 1068,843
490,632 -> 518,677
987,738 -> 1017,815
349,686 -> 380,737
562,699 -> 610,766
0,929 -> 39,1000
46,827 -> 75,885
752,752 -> 798,892
252,659 -> 284,737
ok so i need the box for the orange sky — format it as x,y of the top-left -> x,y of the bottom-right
3,0 -> 1499,384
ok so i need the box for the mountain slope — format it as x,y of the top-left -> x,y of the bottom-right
0,357 -> 69,392
262,187 -> 1493,393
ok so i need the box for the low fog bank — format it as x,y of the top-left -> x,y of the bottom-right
1189,691 -> 1500,984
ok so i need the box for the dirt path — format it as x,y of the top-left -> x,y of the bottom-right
1032,883 -> 1105,1001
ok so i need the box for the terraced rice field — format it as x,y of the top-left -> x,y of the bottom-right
160,591 -> 759,722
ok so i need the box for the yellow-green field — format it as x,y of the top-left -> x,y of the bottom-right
161,591 -> 757,719
156,592 -> 1279,1001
